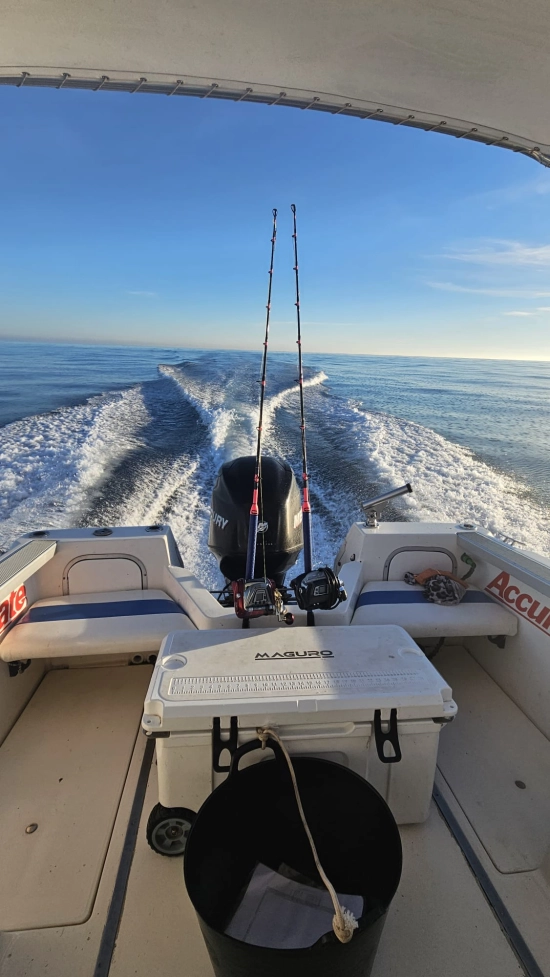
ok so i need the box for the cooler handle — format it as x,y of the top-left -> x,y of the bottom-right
212,716 -> 239,773
227,735 -> 285,781
374,708 -> 402,763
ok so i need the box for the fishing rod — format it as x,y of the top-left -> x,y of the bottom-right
245,207 -> 277,580
291,202 -> 313,575
289,204 -> 347,618
232,208 -> 293,626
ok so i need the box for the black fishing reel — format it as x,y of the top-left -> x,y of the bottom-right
290,566 -> 347,612
231,578 -> 294,625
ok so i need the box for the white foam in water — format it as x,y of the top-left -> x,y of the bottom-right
123,455 -> 219,586
121,455 -> 200,527
1,359 -> 548,578
159,363 -> 250,462
262,371 -> 328,428
348,405 -> 550,557
156,364 -> 255,585
154,364 -> 331,585
0,387 -> 148,549
160,363 -> 328,462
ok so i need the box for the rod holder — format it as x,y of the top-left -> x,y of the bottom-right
361,483 -> 412,528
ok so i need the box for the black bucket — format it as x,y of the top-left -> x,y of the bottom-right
184,738 -> 402,977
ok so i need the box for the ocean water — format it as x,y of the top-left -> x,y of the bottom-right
0,340 -> 548,587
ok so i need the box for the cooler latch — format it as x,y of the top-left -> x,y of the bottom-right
374,709 -> 402,763
212,716 -> 239,772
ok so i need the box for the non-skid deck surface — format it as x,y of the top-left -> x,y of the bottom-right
0,665 -> 150,931
436,646 -> 550,873
109,777 -> 522,977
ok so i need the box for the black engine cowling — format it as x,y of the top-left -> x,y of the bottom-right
208,456 -> 303,586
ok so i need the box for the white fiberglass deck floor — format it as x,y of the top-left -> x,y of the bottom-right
0,665 -> 151,932
0,653 -> 547,977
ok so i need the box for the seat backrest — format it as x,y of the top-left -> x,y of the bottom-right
63,555 -> 147,594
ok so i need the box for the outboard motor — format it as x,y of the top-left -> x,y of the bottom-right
208,456 -> 303,587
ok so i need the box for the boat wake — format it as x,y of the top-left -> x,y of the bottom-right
0,387 -> 148,544
158,362 -> 328,461
0,357 -> 548,583
346,405 -> 550,556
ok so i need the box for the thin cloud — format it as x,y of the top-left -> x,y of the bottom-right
426,281 -> 550,298
272,319 -> 363,326
304,320 -> 364,326
502,307 -> 550,317
466,176 -> 550,208
126,290 -> 157,298
443,240 -> 550,267
503,311 -> 536,317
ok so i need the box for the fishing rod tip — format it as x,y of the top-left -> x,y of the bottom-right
291,203 -> 296,213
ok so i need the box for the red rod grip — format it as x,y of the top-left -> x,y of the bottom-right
250,487 -> 259,516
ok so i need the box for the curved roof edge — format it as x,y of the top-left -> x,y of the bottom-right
2,68 -> 549,168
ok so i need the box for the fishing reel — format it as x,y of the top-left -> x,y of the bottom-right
231,578 -> 294,625
290,566 -> 347,612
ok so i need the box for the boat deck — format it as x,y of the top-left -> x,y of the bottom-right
1,646 -> 549,977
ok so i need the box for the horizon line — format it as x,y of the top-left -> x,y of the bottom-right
0,335 -> 549,364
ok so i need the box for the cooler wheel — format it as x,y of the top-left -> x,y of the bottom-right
146,803 -> 196,857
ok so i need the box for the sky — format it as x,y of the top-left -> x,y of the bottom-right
1,87 -> 550,359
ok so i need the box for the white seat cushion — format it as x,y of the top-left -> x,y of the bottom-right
0,589 -> 194,661
351,582 -> 518,639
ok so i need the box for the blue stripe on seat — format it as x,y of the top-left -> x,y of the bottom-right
19,599 -> 185,624
356,590 -> 495,609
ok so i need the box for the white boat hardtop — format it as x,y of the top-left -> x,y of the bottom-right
1,0 -> 550,164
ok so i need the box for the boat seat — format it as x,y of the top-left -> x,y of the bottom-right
351,581 -> 518,639
0,589 -> 194,662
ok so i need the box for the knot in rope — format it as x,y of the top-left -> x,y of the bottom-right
257,728 -> 270,749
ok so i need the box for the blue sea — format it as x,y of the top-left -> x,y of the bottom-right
1,340 -> 548,586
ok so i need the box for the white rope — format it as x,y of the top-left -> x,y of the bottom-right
257,727 -> 358,944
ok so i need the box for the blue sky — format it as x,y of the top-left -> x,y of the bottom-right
1,87 -> 550,359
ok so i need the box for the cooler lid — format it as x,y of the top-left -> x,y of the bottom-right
143,625 -> 456,731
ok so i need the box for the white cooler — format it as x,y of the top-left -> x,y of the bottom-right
143,624 -> 457,824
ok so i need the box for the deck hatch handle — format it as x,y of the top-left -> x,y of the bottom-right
212,716 -> 239,772
374,708 -> 402,763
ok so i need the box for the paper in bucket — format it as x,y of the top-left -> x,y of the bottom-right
225,863 -> 364,950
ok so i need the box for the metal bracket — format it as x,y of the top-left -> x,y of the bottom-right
374,708 -> 402,763
362,483 -> 413,529
492,531 -> 526,549
212,716 -> 239,772
383,545 -> 457,580
168,79 -> 184,96
8,659 -> 31,677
